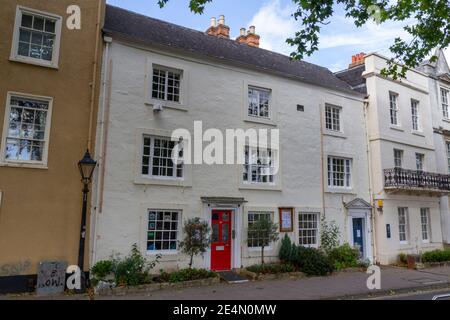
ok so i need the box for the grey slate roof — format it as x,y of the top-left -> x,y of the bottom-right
335,64 -> 367,95
104,5 -> 361,96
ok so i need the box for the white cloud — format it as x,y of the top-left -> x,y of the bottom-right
248,0 -> 448,71
247,0 -> 297,55
249,0 -> 413,56
319,16 -> 413,56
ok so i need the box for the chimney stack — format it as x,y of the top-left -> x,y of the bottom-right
349,52 -> 366,68
206,15 -> 230,39
236,25 -> 260,47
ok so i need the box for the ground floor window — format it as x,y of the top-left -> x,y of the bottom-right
398,208 -> 409,244
147,210 -> 180,251
298,212 -> 319,246
247,212 -> 272,248
420,208 -> 431,243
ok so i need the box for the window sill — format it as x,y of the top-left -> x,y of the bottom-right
443,118 -> 450,123
9,56 -> 59,69
411,130 -> 425,137
389,125 -> 404,132
244,116 -> 277,127
146,250 -> 179,256
134,176 -> 191,187
325,187 -> 355,194
0,161 -> 48,170
248,247 -> 273,252
145,100 -> 188,112
323,130 -> 347,139
239,183 -> 281,191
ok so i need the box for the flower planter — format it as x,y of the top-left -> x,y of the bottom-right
420,261 -> 450,269
239,269 -> 305,281
95,276 -> 221,296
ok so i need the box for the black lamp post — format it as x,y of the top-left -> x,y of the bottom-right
77,150 -> 97,290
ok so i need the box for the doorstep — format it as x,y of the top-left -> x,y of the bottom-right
217,271 -> 249,284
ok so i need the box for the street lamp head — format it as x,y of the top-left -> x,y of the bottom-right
78,150 -> 97,183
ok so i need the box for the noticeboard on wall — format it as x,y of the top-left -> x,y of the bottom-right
278,207 -> 294,232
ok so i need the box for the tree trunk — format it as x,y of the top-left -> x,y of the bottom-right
261,245 -> 265,266
189,253 -> 194,269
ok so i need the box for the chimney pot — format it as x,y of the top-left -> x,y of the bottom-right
210,17 -> 216,28
249,26 -> 256,34
240,28 -> 246,36
218,15 -> 225,25
349,52 -> 366,68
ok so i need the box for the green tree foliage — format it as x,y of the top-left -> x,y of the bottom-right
320,219 -> 341,254
248,218 -> 279,265
178,217 -> 211,269
157,0 -> 449,79
279,234 -> 292,262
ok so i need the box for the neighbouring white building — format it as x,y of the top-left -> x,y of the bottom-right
416,49 -> 450,246
90,5 -> 372,272
337,52 -> 446,264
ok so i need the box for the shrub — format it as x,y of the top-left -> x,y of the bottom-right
295,246 -> 334,276
166,268 -> 217,283
91,260 -> 113,279
246,263 -> 296,275
421,249 -> 450,263
178,218 -> 211,269
320,220 -> 341,254
398,253 -> 408,265
279,234 -> 292,262
91,244 -> 162,287
289,243 -> 299,263
328,244 -> 360,270
248,218 -> 279,265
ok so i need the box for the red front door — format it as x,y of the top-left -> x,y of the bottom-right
210,210 -> 232,271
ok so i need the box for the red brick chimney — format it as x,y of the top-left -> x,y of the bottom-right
349,52 -> 366,68
206,15 -> 230,39
236,26 -> 260,47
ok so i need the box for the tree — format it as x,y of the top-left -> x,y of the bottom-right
157,0 -> 450,79
248,218 -> 279,265
178,218 -> 211,269
279,234 -> 292,263
320,219 -> 341,254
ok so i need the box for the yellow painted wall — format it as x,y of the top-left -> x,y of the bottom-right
0,0 -> 104,276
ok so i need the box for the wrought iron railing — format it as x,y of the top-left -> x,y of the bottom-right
384,168 -> 450,191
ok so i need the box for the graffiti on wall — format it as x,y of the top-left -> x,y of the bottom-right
0,260 -> 32,277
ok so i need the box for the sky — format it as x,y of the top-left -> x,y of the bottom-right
106,0 -> 449,72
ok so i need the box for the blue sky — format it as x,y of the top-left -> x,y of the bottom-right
106,0 -> 448,72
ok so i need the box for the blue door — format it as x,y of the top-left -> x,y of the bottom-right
352,218 -> 364,257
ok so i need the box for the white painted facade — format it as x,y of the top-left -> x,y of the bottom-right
90,36 -> 370,271
363,53 -> 444,264
418,49 -> 450,244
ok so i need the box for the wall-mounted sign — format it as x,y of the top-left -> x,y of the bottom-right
36,261 -> 67,296
279,207 -> 294,232
386,224 -> 391,239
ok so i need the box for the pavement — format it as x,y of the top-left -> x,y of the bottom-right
2,265 -> 450,300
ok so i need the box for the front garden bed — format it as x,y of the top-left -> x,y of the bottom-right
239,264 -> 305,281
396,249 -> 450,269
95,273 -> 221,296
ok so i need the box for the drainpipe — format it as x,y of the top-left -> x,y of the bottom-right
91,36 -> 112,265
363,97 -> 378,264
86,0 -> 103,151
319,102 -> 326,220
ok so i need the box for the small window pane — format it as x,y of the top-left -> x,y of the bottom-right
33,16 -> 44,30
21,14 -> 33,28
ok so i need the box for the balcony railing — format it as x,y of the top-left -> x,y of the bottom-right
384,168 -> 450,192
